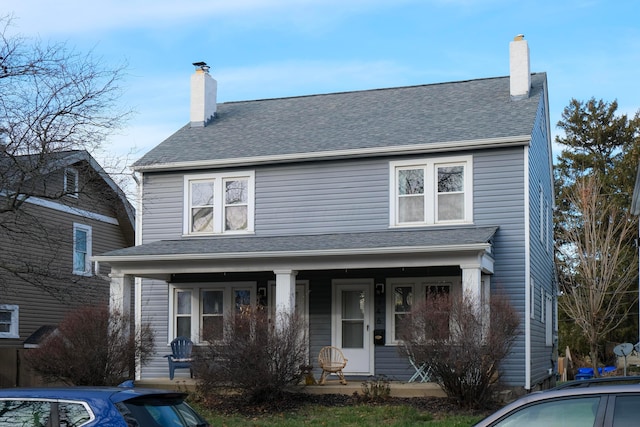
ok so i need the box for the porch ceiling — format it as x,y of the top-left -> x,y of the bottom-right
94,226 -> 498,280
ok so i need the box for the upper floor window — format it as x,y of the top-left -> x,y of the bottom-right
390,156 -> 472,227
0,304 -> 19,338
184,172 -> 255,235
64,167 -> 79,198
73,223 -> 92,276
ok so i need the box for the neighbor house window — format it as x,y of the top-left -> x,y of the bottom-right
0,304 -> 19,338
72,223 -> 92,276
170,284 -> 255,343
390,156 -> 472,226
184,172 -> 255,235
64,167 -> 79,198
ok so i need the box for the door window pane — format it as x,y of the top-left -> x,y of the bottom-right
342,321 -> 364,348
342,290 -> 365,348
234,290 -> 251,313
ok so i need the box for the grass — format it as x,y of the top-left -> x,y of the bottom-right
194,402 -> 485,426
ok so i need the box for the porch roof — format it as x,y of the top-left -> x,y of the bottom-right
94,226 -> 498,279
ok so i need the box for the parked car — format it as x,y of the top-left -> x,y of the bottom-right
474,384 -> 640,426
552,376 -> 640,390
0,383 -> 210,426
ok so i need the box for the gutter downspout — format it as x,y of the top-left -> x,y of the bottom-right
524,145 -> 532,391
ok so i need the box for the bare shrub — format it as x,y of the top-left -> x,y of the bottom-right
195,308 -> 308,403
24,305 -> 154,385
399,292 -> 519,408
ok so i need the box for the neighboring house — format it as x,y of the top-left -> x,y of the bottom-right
0,150 -> 135,387
95,37 -> 556,391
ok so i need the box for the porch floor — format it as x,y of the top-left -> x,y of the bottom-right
134,377 -> 446,398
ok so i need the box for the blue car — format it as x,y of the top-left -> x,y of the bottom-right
0,383 -> 210,426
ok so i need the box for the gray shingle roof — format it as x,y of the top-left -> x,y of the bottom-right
134,74 -> 545,168
97,226 -> 498,259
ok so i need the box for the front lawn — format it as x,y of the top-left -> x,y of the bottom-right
191,394 -> 490,427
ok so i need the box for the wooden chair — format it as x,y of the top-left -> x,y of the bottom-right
165,336 -> 194,380
318,346 -> 348,385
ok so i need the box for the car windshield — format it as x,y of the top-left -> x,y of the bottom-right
116,396 -> 208,427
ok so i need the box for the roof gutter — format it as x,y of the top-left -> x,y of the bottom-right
133,135 -> 532,172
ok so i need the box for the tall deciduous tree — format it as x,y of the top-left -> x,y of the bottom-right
556,175 -> 638,374
554,98 -> 640,359
0,15 -> 130,297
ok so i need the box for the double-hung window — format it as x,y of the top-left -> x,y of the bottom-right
171,284 -> 255,343
387,278 -> 454,344
72,223 -> 92,276
184,172 -> 255,235
390,156 -> 472,226
0,304 -> 19,338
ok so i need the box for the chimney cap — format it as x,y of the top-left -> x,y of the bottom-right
192,61 -> 210,72
513,34 -> 525,41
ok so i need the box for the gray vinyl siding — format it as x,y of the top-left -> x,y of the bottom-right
139,279 -> 171,379
256,159 -> 389,235
139,145 -> 542,385
527,95 -> 556,387
141,173 -> 184,243
474,147 -> 527,386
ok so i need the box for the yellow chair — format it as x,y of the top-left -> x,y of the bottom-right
318,346 -> 348,385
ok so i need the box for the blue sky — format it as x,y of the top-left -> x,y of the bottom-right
4,0 -> 640,163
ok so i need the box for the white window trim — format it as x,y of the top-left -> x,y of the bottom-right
389,155 -> 473,227
169,282 -> 256,344
385,276 -> 459,345
72,223 -> 92,276
183,171 -> 255,236
530,277 -> 536,320
0,304 -> 19,339
545,293 -> 553,346
539,184 -> 544,244
64,167 -> 79,198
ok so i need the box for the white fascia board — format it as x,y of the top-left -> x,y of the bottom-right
5,193 -> 119,225
92,242 -> 492,263
133,136 -> 531,172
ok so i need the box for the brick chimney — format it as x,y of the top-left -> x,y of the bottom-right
509,35 -> 531,100
190,62 -> 217,127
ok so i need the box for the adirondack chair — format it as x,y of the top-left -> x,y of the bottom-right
165,336 -> 194,380
318,346 -> 348,385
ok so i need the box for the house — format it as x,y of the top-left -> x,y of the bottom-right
95,36 -> 556,391
0,150 -> 135,387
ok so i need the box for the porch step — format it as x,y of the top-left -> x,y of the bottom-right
134,378 -> 446,398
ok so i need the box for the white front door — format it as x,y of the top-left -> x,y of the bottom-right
333,280 -> 374,376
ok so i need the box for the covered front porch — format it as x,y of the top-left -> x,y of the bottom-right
94,227 -> 498,382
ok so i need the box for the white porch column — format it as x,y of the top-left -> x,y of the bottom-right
274,270 -> 297,315
461,265 -> 482,306
109,272 -> 132,317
